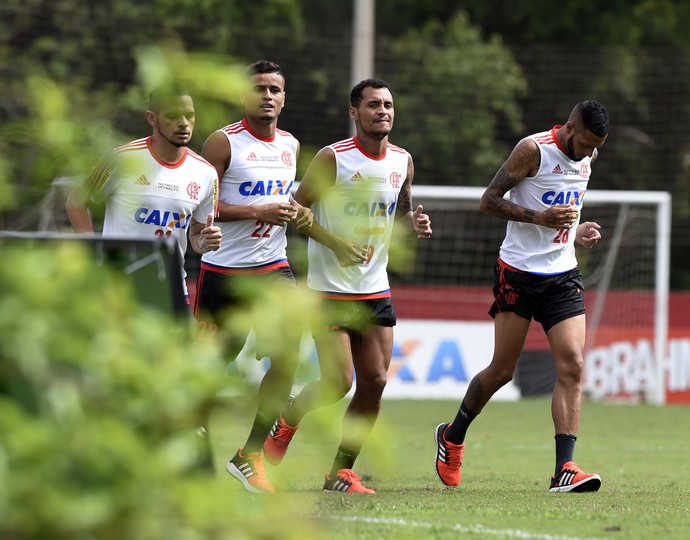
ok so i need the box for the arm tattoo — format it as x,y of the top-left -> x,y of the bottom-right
397,155 -> 414,217
483,141 -> 540,224
397,180 -> 412,215
542,209 -> 557,227
485,167 -> 533,222
493,163 -> 519,192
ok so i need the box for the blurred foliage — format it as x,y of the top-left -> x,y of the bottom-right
383,13 -> 527,185
0,0 -> 301,217
133,45 -> 248,138
458,0 -> 690,47
0,0 -> 520,206
4,0 -> 690,201
292,0 -> 690,47
2,0 -> 690,282
3,0 -> 690,190
0,43 -> 248,230
0,242 -> 325,539
375,0 -> 690,46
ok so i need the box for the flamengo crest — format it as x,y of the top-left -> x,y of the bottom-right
187,181 -> 200,200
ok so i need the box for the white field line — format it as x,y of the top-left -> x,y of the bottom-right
322,515 -> 603,540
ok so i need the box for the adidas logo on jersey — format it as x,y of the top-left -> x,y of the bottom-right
552,163 -> 587,178
135,175 -> 150,185
246,152 -> 280,163
351,171 -> 364,182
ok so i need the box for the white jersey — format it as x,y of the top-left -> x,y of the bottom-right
308,137 -> 409,297
499,126 -> 592,275
201,119 -> 299,273
88,136 -> 219,290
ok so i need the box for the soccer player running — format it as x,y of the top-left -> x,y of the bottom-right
435,100 -> 609,493
65,84 -> 222,304
263,79 -> 432,493
194,60 -> 312,494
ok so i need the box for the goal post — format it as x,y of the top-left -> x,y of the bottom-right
396,186 -> 671,404
35,178 -> 673,402
581,190 -> 671,404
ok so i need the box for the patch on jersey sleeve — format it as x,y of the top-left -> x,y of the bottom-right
90,158 -> 115,193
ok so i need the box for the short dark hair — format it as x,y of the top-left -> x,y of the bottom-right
576,100 -> 609,137
350,78 -> 393,107
246,60 -> 284,81
148,83 -> 190,112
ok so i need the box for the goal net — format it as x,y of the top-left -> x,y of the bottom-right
390,186 -> 671,404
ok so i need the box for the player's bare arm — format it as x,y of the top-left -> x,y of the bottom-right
201,131 -> 231,182
294,147 -> 338,208
202,130 -> 296,225
397,155 -> 432,239
395,160 -> 432,239
397,156 -> 414,216
312,225 -> 368,267
288,144 -> 314,232
480,139 -> 577,230
189,214 -> 222,253
65,187 -> 95,233
480,139 -> 538,222
213,200 -> 296,225
65,162 -> 110,233
289,196 -> 314,233
295,147 -> 367,266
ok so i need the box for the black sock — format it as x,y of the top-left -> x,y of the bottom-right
244,407 -> 274,453
330,446 -> 359,477
282,397 -> 300,427
554,434 -> 577,475
445,399 -> 479,444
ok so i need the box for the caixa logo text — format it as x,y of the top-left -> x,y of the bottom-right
239,179 -> 293,197
344,201 -> 396,217
134,208 -> 192,228
541,190 -> 584,206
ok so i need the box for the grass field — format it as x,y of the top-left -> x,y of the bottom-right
210,396 -> 689,540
